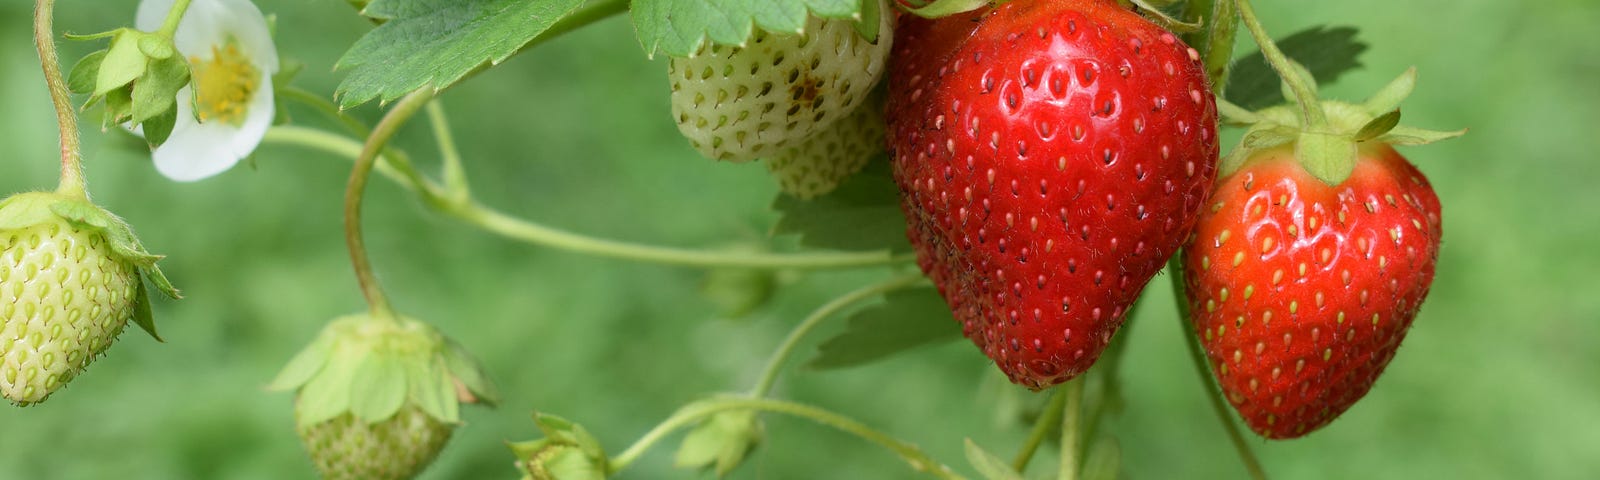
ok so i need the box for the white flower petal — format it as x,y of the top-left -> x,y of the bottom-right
152,86 -> 245,182
226,71 -> 276,159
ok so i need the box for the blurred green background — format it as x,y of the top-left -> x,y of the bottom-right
1,0 -> 1597,478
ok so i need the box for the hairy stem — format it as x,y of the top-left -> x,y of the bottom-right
1233,0 -> 1324,128
1168,255 -> 1267,480
1012,386 -> 1069,472
346,90 -> 433,321
750,273 -> 927,397
34,0 -> 86,199
1057,377 -> 1086,480
261,126 -> 913,270
610,397 -> 966,480
156,0 -> 192,37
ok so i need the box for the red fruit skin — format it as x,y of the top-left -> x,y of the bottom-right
887,0 -> 1218,389
1182,144 -> 1441,439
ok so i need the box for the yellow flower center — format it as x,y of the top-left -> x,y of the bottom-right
189,43 -> 260,125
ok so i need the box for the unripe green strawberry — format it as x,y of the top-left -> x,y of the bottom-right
0,191 -> 175,405
667,2 -> 893,162
298,406 -> 453,480
765,98 -> 885,199
271,313 -> 497,480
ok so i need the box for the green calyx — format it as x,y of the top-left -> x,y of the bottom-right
510,413 -> 610,480
0,191 -> 180,340
65,28 -> 191,147
674,408 -> 763,477
1217,67 -> 1466,185
269,313 -> 499,428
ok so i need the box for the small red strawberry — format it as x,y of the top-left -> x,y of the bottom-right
887,0 -> 1218,389
1183,68 -> 1462,438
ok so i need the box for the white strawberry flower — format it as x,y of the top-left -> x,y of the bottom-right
135,0 -> 278,182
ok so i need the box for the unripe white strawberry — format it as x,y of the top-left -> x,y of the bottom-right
271,313 -> 497,480
667,3 -> 893,162
765,99 -> 885,199
0,191 -> 175,405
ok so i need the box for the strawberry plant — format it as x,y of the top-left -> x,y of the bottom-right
4,0 -> 1491,478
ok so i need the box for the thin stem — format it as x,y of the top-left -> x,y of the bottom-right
1012,387 -> 1068,472
281,87 -> 371,136
1057,378 -> 1086,480
346,90 -> 433,321
750,273 -> 927,397
609,397 -> 966,480
425,101 -> 470,201
1233,0 -> 1324,128
1167,255 -> 1267,480
156,0 -> 193,37
261,126 -> 912,271
35,0 -> 85,199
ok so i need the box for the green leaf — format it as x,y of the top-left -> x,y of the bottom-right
267,333 -> 335,392
772,160 -> 910,252
807,287 -> 962,370
68,50 -> 107,96
1226,26 -> 1367,110
963,438 -> 1023,480
334,0 -> 588,108
631,0 -> 863,58
349,352 -> 408,422
442,339 -> 498,405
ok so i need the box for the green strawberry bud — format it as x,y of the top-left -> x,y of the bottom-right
510,413 -> 609,480
270,313 -> 497,480
0,191 -> 176,406
674,409 -> 763,477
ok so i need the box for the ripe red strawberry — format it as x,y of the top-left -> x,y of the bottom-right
1182,67 -> 1461,438
887,0 -> 1218,389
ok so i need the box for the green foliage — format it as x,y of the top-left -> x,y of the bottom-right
807,288 -> 961,370
772,160 -> 911,253
1226,26 -> 1368,109
334,0 -> 588,108
631,0 -> 876,58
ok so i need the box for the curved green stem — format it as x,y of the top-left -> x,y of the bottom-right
156,0 -> 192,37
1233,0 -> 1324,128
346,90 -> 433,321
1167,255 -> 1267,480
750,273 -> 927,397
609,397 -> 966,480
261,126 -> 913,270
1057,378 -> 1086,480
1012,386 -> 1068,472
425,101 -> 470,201
34,0 -> 85,199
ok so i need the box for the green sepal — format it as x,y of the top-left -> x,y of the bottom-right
1376,125 -> 1467,146
1363,67 -> 1416,115
442,338 -> 498,406
513,413 -> 610,479
136,34 -> 176,60
899,0 -> 991,19
1295,131 -> 1358,185
49,199 -> 182,300
96,30 -> 148,97
349,351 -> 408,422
103,86 -> 134,127
67,50 -> 107,96
267,331 -> 335,391
674,409 -> 762,477
851,0 -> 884,44
130,279 -> 162,342
295,338 -> 363,427
534,413 -> 606,462
542,449 -> 607,480
406,355 -> 458,423
130,55 -> 190,126
1353,110 -> 1401,142
963,438 -> 1023,480
142,108 -> 179,148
